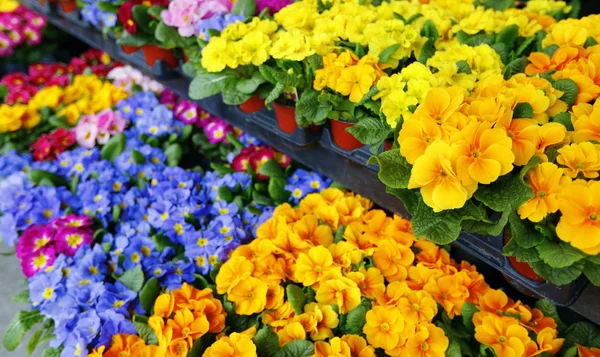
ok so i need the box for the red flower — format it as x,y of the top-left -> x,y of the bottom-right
6,89 -> 31,105
30,135 -> 52,161
1,72 -> 28,87
118,1 -> 137,34
67,57 -> 87,75
30,129 -> 75,161
46,74 -> 69,87
50,128 -> 75,148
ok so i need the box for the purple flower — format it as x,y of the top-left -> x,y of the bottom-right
256,0 -> 293,15
195,13 -> 245,40
54,227 -> 93,257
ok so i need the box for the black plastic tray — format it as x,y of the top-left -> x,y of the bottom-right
23,0 -> 594,313
56,8 -> 89,28
29,0 -> 55,14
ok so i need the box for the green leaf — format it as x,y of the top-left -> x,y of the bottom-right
513,102 -> 534,119
564,321 -> 600,350
346,117 -> 390,145
269,177 -> 291,205
516,36 -> 537,57
112,204 -> 121,223
12,290 -> 30,303
492,43 -> 510,65
534,299 -> 567,332
275,339 -> 314,357
218,186 -> 234,202
236,72 -> 266,94
231,0 -> 255,16
503,57 -> 528,79
147,5 -> 164,18
447,341 -> 462,357
97,1 -> 119,12
496,24 -> 519,49
117,32 -> 150,47
101,133 -> 126,162
342,304 -> 367,334
118,265 -> 145,292
154,22 -> 188,49
508,212 -> 547,249
530,259 -> 584,285
189,72 -> 236,100
296,89 -> 331,127
3,310 -> 43,351
27,329 -> 43,356
419,38 -> 436,64
552,112 -> 574,131
42,347 -> 63,357
386,187 -> 419,214
265,83 -> 285,105
553,78 -> 579,107
482,0 -> 514,10
456,60 -> 472,74
368,150 -> 411,189
536,241 -> 586,269
406,13 -> 423,25
334,225 -> 346,243
421,19 -> 439,39
253,326 -> 280,357
461,302 -> 479,333
461,210 -> 509,237
503,238 -> 541,263
134,321 -> 158,345
286,284 -> 307,315
27,170 -> 67,187
132,5 -> 152,34
584,260 -> 600,286
187,335 -> 206,357
411,201 -> 484,245
378,44 -> 401,64
222,79 -> 252,105
259,159 -> 285,179
139,278 -> 160,313
165,143 -> 183,167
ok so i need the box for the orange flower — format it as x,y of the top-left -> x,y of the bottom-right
341,334 -> 376,357
346,267 -> 386,300
534,122 -> 567,161
573,104 -> 600,142
518,163 -> 571,222
557,180 -> 600,255
411,87 -> 466,125
202,332 -> 257,357
578,345 -> 600,357
376,281 -> 412,306
399,116 -> 444,164
153,293 -> 175,319
304,302 -> 339,340
384,215 -> 415,247
525,308 -> 558,334
295,245 -> 339,286
407,263 -> 442,291
167,308 -> 210,347
557,142 -> 600,178
292,312 -> 319,335
315,277 -> 361,314
103,334 -> 164,357
216,256 -> 254,295
314,337 -> 352,357
265,285 -> 285,310
276,321 -> 306,346
373,238 -> 415,282
293,214 -> 333,246
423,272 -> 470,318
534,327 -> 564,355
475,315 -> 532,357
228,276 -> 269,315
344,222 -> 377,255
405,323 -> 449,357
262,301 -> 295,329
363,306 -> 406,350
413,239 -> 451,268
398,290 -> 438,324
232,239 -> 276,263
328,241 -> 362,268
254,254 -> 287,286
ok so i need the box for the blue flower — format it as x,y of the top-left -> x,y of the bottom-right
162,260 -> 195,290
73,310 -> 101,344
29,268 -> 64,308
210,200 -> 239,217
77,245 -> 108,281
122,234 -> 155,270
195,13 -> 245,41
96,282 -> 136,318
73,281 -> 105,309
96,310 -> 136,348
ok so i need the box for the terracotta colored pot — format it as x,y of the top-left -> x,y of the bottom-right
504,231 -> 545,282
384,139 -> 394,151
273,102 -> 297,134
309,124 -> 320,133
330,119 -> 363,151
239,94 -> 265,114
142,45 -> 178,68
121,45 -> 139,55
183,53 -> 189,62
60,0 -> 77,12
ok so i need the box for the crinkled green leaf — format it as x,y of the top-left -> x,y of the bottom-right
118,265 -> 145,292
536,241 -> 586,269
584,260 -> 600,286
513,102 -> 534,119
552,112 -> 574,131
378,44 -> 401,64
508,212 -> 547,248
341,304 -> 367,334
101,133 -> 127,162
253,326 -> 279,357
564,321 -> 600,350
134,322 -> 158,345
3,310 -> 43,351
231,0 -> 256,17
530,259 -> 584,285
461,302 -> 479,333
189,72 -> 236,100
412,200 -> 484,245
368,149 -> 411,189
346,117 -> 390,145
503,238 -> 541,263
554,78 -> 579,107
286,284 -> 307,315
275,339 -> 314,357
139,278 -> 160,314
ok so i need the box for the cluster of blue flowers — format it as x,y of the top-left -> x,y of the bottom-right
80,0 -> 117,29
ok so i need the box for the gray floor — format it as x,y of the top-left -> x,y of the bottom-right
0,244 -> 38,357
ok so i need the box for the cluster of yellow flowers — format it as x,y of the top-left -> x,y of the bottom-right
0,74 -> 128,133
396,71 -> 568,212
541,15 -> 600,48
201,17 -> 314,73
313,51 -> 388,103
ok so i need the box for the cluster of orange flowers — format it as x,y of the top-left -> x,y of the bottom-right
473,289 -> 563,357
215,188 -> 494,357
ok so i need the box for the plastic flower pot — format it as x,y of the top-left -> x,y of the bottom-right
121,45 -> 139,55
239,94 -> 265,114
59,0 -> 77,12
384,139 -> 393,151
273,102 -> 297,134
141,45 -> 178,68
330,119 -> 363,151
503,231 -> 545,282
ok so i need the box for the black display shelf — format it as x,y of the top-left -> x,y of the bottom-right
17,0 -> 600,325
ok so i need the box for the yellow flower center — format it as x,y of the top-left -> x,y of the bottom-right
33,253 -> 48,269
89,266 -> 98,275
160,212 -> 169,220
174,223 -> 184,235
219,208 -> 229,215
421,342 -> 429,351
247,293 -> 254,298
75,344 -> 82,356
175,268 -> 182,275
113,182 -> 122,192
67,234 -> 83,248
537,191 -> 547,198
154,268 -> 163,276
43,287 -> 53,300
113,300 -> 124,308
220,226 -> 230,234
412,303 -> 420,311
472,150 -> 481,158
441,294 -> 447,300
119,351 -> 127,357
591,213 -> 598,221
381,323 -> 390,331
141,246 -> 151,257
43,209 -> 52,219
315,266 -> 322,273
35,237 -> 49,250
498,336 -> 506,344
131,253 -> 140,263
575,163 -> 585,169
182,327 -> 190,337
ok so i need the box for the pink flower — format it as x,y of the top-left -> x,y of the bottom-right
21,247 -> 56,278
196,0 -> 231,19
1,72 -> 28,86
24,11 -> 46,29
162,0 -> 231,37
75,122 -> 99,148
7,30 -> 22,46
22,25 -> 41,45
0,32 -> 13,56
52,214 -> 93,229
6,90 -> 30,105
174,100 -> 199,124
256,0 -> 292,15
159,89 -> 179,109
46,74 -> 69,87
205,118 -> 230,144
54,227 -> 93,257
15,225 -> 56,260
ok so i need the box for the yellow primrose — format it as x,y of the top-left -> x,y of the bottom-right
335,64 -> 377,103
518,162 -> 572,222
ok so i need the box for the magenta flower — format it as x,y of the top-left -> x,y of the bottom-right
174,100 -> 199,124
52,214 -> 93,229
205,118 -> 230,144
159,89 -> 178,109
7,30 -> 22,46
256,0 -> 292,15
46,74 -> 69,87
23,25 -> 41,45
0,32 -> 13,56
54,227 -> 93,257
96,109 -> 128,135
20,247 -> 56,278
15,225 -> 56,260
6,90 -> 30,104
24,11 -> 46,28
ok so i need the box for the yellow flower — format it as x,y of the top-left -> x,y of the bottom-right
363,306 -> 406,350
335,64 -> 376,103
0,0 -> 19,12
314,337 -> 352,357
216,256 -> 254,295
557,180 -> 600,255
496,118 -> 539,166
536,327 -> 564,355
29,86 -> 63,110
572,104 -> 600,143
543,22 -> 588,48
423,273 -> 470,318
475,315 -> 531,357
276,321 -> 306,346
239,31 -> 271,66
408,141 -> 476,212
341,334 -> 376,357
373,74 -> 405,100
405,323 -> 449,357
58,104 -> 81,126
373,238 -> 415,282
381,89 -> 419,127
295,245 -> 339,286
304,302 -> 339,340
451,121 -> 515,185
398,290 -> 438,324
557,142 -> 600,178
411,87 -> 465,126
518,163 -> 572,222
346,267 -> 386,300
315,277 -> 361,314
227,276 -> 269,315
202,333 -> 257,357
202,37 -> 234,72
270,29 -> 314,61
